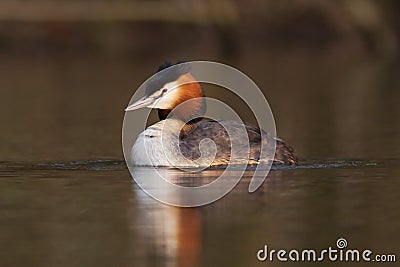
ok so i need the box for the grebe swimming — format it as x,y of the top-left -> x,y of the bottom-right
125,62 -> 297,167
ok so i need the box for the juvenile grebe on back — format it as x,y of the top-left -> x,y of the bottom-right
125,62 -> 297,167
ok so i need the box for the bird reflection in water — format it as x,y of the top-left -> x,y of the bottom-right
134,189 -> 202,267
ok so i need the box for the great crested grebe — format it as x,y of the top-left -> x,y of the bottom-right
125,62 -> 297,167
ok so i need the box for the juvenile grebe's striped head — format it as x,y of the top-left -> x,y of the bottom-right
125,61 -> 206,121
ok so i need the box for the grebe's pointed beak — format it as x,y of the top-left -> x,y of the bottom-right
125,96 -> 155,111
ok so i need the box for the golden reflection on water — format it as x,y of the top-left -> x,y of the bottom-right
130,167 -> 278,267
134,189 -> 202,267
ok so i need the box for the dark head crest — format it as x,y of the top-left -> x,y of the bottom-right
145,61 -> 190,96
157,60 -> 187,72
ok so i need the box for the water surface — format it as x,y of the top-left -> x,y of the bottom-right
0,51 -> 399,266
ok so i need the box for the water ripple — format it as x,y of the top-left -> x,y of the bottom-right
0,158 -> 392,172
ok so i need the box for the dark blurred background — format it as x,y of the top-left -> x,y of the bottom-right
1,0 -> 399,162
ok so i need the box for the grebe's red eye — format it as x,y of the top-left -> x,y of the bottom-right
162,88 -> 168,93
